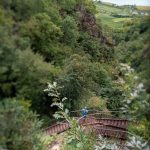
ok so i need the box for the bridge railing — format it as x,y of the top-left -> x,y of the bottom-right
70,109 -> 128,119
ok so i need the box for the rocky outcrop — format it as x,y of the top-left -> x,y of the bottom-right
77,5 -> 113,46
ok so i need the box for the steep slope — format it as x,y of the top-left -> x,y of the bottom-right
0,0 -> 117,117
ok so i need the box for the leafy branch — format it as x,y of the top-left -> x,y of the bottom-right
44,82 -> 70,124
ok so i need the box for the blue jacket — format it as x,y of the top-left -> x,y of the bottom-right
82,108 -> 88,118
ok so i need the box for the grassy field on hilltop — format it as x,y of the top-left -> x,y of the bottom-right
95,2 -> 134,30
136,6 -> 150,11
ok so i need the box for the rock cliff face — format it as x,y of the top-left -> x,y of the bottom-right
77,5 -> 112,46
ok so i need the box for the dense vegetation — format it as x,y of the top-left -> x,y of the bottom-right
0,0 -> 149,149
0,0 -> 116,116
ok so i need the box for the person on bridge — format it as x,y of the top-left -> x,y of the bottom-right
82,107 -> 88,118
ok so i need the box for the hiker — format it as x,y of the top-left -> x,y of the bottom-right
82,107 -> 88,118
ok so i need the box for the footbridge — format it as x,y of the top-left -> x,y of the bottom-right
45,110 -> 129,140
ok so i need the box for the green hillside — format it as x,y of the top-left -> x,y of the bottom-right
136,6 -> 150,11
95,2 -> 140,30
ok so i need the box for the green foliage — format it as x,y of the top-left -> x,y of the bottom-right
89,62 -> 111,88
0,11 -> 16,98
76,0 -> 96,14
79,32 -> 114,61
42,0 -> 62,25
100,87 -> 125,110
1,0 -> 149,144
45,82 -> 150,148
0,10 -> 59,113
95,1 -> 134,30
57,54 -> 113,109
96,6 -> 150,140
0,7 -> 13,27
44,82 -> 70,122
0,99 -> 45,150
115,63 -> 150,140
58,0 -> 96,14
62,16 -> 79,47
22,12 -> 63,62
125,93 -> 150,140
45,82 -> 96,150
58,0 -> 77,13
0,0 -> 114,116
57,54 -> 91,108
64,123 -> 96,150
0,0 -> 44,21
84,96 -> 107,110
15,49 -> 59,113
115,17 -> 150,93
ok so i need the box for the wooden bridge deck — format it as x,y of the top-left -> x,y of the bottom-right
45,116 -> 129,140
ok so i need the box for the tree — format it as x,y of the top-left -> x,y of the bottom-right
79,32 -> 114,62
57,0 -> 77,13
57,54 -> 112,109
0,0 -> 44,21
0,8 -> 17,98
22,13 -> 62,62
0,99 -> 43,150
61,16 -> 79,48
15,49 -> 59,114
57,54 -> 90,108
